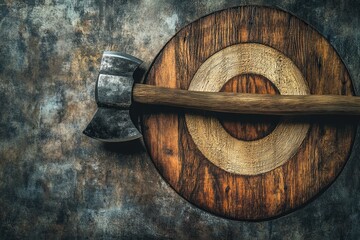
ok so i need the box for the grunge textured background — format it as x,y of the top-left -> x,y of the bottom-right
0,0 -> 359,239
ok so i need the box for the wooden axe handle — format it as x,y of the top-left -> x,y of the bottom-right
133,84 -> 360,115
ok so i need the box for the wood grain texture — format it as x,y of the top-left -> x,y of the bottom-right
185,43 -> 310,175
219,74 -> 279,141
141,6 -> 356,220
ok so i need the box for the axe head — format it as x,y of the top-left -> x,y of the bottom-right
83,51 -> 143,142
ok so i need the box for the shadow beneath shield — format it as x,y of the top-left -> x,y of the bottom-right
101,139 -> 146,155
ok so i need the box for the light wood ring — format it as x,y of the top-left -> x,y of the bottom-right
186,43 -> 310,175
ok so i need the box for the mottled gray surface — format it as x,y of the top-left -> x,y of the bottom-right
0,0 -> 359,239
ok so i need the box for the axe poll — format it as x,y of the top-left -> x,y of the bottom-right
83,51 -> 360,142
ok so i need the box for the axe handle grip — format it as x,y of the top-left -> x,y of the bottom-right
133,84 -> 360,115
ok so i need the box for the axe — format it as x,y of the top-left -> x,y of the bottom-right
83,51 -> 360,142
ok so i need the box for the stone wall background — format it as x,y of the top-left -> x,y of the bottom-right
0,0 -> 359,239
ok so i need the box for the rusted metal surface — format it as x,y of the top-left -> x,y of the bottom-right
0,0 -> 359,239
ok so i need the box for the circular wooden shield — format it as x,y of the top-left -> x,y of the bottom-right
141,6 -> 356,220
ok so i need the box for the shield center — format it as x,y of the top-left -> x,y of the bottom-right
218,74 -> 280,141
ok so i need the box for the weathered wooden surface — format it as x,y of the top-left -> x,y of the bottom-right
142,6 -> 356,219
0,0 -> 360,239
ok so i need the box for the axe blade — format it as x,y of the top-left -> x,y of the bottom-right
84,51 -> 143,142
83,108 -> 142,142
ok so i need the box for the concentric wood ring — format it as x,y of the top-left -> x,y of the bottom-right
142,6 -> 356,220
186,43 -> 310,175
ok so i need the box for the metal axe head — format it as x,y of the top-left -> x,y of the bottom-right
83,51 -> 143,142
